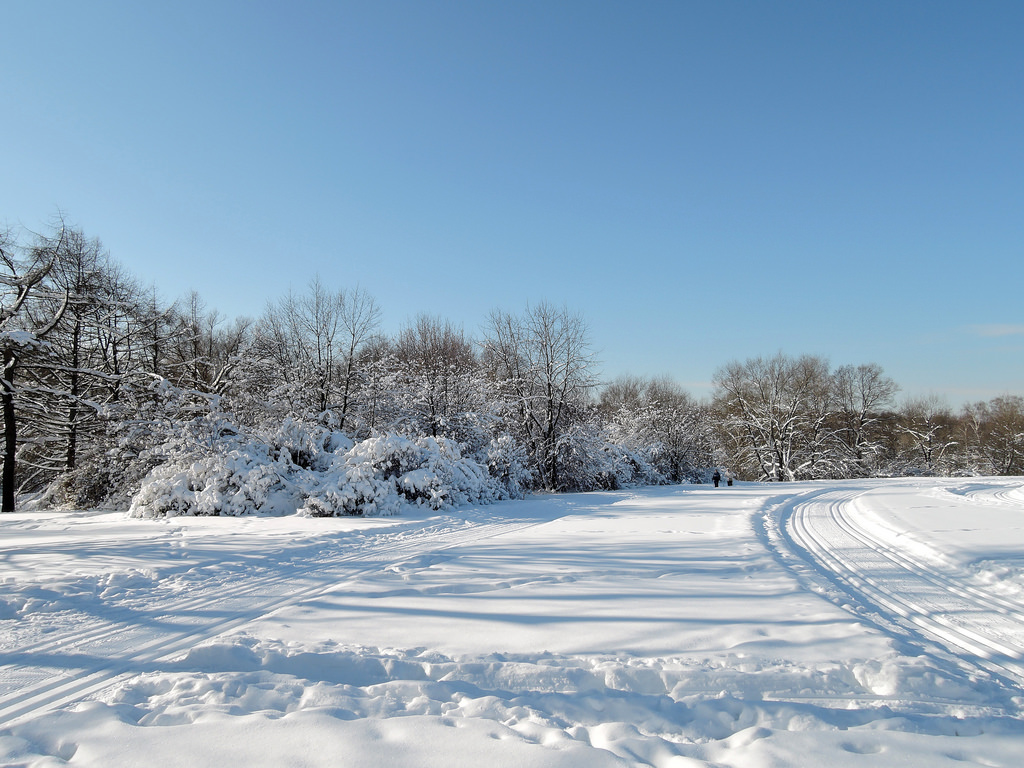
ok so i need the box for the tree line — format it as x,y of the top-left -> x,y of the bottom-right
712,353 -> 1023,481
1,218 -> 1021,514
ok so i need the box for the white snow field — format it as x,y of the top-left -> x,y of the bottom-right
2,478 -> 1024,767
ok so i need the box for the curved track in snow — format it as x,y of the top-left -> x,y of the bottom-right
0,514 -> 546,727
778,481 -> 1024,689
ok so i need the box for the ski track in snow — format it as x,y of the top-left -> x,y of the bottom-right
0,514 -> 547,727
775,481 -> 1024,696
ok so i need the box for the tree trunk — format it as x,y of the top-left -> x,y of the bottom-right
66,320 -> 81,470
338,353 -> 355,432
2,350 -> 17,513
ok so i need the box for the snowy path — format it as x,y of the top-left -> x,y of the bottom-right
778,481 -> 1024,689
0,512 -> 545,727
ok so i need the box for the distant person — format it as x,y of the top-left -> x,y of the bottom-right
712,470 -> 721,488
727,473 -> 733,487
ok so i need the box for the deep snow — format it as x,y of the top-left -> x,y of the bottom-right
2,478 -> 1024,766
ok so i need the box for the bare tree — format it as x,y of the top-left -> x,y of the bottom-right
597,374 -> 647,415
136,284 -> 178,380
601,374 -> 715,483
165,291 -> 226,392
336,286 -> 381,432
895,395 -> 957,475
483,301 -> 598,490
253,280 -> 379,429
832,363 -> 899,476
393,314 -> 481,438
91,258 -> 147,403
962,395 -> 1024,475
713,353 -> 833,481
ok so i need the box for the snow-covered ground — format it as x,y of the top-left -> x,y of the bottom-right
2,478 -> 1024,767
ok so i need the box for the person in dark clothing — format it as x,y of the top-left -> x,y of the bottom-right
712,470 -> 721,488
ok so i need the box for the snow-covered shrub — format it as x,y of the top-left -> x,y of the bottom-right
129,443 -> 302,518
302,433 -> 499,517
261,417 -> 352,471
601,441 -> 664,488
603,394 -> 716,485
483,435 -> 532,499
550,423 -> 620,492
38,451 -> 134,510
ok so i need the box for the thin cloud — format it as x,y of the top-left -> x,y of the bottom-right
970,324 -> 1024,338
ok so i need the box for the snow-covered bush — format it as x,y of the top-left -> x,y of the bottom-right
601,441 -> 664,488
549,423 -> 620,492
129,443 -> 302,518
125,382 -> 314,518
38,448 -> 139,510
302,433 -> 499,517
261,417 -> 352,471
482,435 -> 532,500
602,389 -> 716,485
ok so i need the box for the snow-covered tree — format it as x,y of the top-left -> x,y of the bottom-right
482,301 -> 599,491
601,375 -> 716,484
20,227 -> 150,480
391,315 -> 496,447
335,286 -> 381,432
831,363 -> 899,477
713,353 -> 835,481
252,280 -> 379,431
891,395 -> 958,476
163,290 -> 251,396
0,222 -> 69,511
960,395 -> 1024,476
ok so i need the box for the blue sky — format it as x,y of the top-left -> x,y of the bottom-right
2,1 -> 1022,404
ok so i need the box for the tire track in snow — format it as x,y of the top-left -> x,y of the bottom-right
779,484 -> 1024,690
0,515 -> 548,727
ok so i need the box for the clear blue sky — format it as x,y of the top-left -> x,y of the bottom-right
3,1 -> 1022,404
